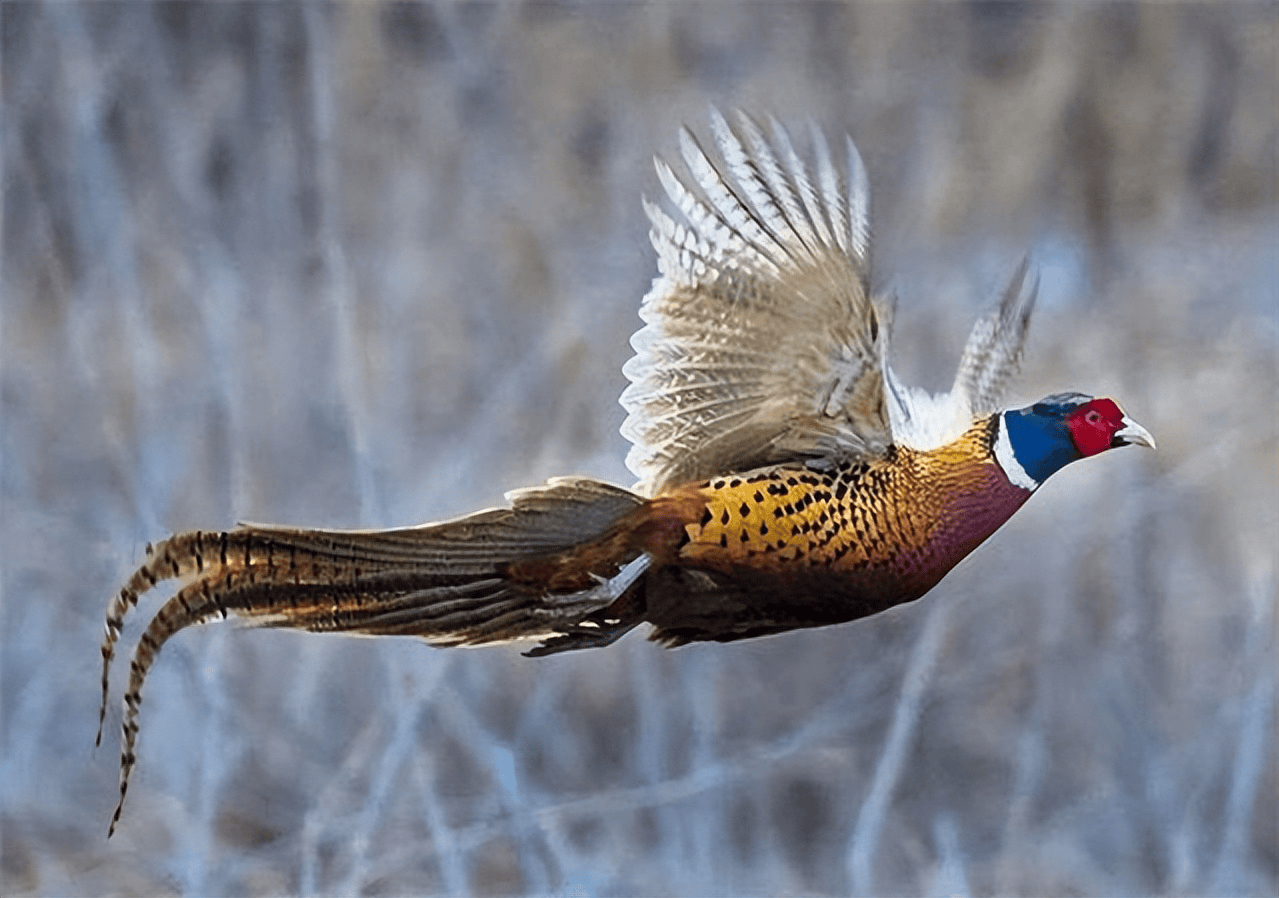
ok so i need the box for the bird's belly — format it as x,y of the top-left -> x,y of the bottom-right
643,562 -> 928,645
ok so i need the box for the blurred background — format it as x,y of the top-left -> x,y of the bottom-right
3,3 -> 1275,895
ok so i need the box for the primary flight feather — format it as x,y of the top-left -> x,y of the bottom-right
98,109 -> 1154,835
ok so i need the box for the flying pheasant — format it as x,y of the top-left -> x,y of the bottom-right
98,110 -> 1154,835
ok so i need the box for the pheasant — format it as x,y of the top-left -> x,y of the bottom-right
97,110 -> 1154,835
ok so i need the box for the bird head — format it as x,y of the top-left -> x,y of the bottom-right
997,393 -> 1155,489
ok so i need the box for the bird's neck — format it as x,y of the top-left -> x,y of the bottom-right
891,418 -> 1035,591
993,411 -> 1041,491
997,407 -> 1083,487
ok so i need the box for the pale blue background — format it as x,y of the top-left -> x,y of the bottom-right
3,3 -> 1275,894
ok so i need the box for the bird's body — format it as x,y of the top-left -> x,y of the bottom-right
566,419 -> 1034,648
98,110 -> 1154,835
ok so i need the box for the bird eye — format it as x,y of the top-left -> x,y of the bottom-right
1086,411 -> 1101,424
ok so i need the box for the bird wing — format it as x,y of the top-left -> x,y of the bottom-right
878,260 -> 1039,452
950,259 -> 1038,417
621,109 -> 895,497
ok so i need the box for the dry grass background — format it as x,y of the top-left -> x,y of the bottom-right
2,2 -> 1276,895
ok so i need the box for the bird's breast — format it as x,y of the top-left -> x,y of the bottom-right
893,459 -> 1032,589
675,452 -> 1031,598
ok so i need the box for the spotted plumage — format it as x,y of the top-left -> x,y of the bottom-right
98,109 -> 1154,835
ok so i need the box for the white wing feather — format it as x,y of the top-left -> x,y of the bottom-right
621,110 -> 890,496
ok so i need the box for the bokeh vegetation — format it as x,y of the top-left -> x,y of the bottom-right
3,3 -> 1274,894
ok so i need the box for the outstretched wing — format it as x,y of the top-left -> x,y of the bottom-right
879,261 -> 1039,451
951,259 -> 1038,417
621,109 -> 893,497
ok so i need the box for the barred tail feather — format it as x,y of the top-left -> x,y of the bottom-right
99,477 -> 645,836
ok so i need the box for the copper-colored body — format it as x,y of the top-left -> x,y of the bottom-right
611,418 -> 1030,644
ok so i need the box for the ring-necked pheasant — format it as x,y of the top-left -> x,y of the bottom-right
97,110 -> 1154,835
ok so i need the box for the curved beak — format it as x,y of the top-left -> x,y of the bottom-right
1112,415 -> 1156,450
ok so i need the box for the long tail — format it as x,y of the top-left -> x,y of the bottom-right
98,477 -> 648,836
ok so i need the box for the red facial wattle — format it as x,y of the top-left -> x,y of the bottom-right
1066,397 -> 1124,457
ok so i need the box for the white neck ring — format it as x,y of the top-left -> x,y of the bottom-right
994,413 -> 1040,492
